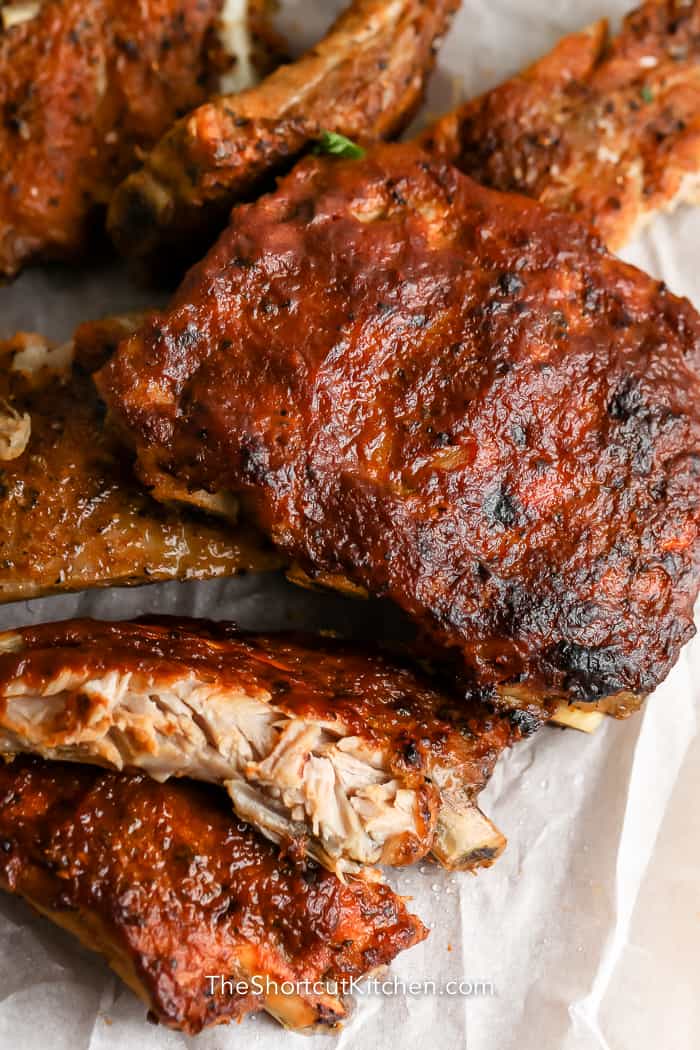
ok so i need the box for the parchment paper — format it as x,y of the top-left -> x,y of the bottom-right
0,3 -> 698,1049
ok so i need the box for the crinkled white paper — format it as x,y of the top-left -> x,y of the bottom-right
0,3 -> 697,1049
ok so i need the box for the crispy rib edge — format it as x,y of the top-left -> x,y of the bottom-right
4,886 -> 348,1032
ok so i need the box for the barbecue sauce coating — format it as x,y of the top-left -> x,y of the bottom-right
0,0 -> 273,276
0,617 -> 518,798
98,144 -> 700,710
421,1 -> 700,252
0,755 -> 426,1034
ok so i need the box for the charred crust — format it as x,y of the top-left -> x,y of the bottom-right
547,640 -> 632,702
506,708 -> 542,737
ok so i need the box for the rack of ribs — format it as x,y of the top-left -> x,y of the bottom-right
0,617 -> 519,877
0,0 -> 286,277
0,318 -> 282,602
97,143 -> 700,721
0,755 -> 426,1034
420,0 -> 700,252
107,0 -> 460,262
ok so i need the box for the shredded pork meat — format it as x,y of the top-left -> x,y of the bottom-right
0,618 -> 517,877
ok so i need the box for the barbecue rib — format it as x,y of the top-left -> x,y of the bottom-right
0,617 -> 516,876
0,319 -> 281,602
0,0 -> 285,277
98,144 -> 700,719
0,756 -> 426,1034
420,0 -> 700,252
107,0 -> 460,262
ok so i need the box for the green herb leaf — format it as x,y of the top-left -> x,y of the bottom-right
314,131 -> 365,160
640,84 -> 654,104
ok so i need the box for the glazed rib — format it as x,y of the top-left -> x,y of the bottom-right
97,144 -> 700,718
0,0 -> 285,277
0,320 -> 281,602
421,0 -> 700,251
0,617 -> 517,876
0,755 -> 426,1034
107,0 -> 459,262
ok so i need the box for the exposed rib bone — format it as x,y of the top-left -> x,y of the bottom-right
550,703 -> 605,734
432,790 -> 506,870
1,2 -> 41,31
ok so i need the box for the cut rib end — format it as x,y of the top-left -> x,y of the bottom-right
108,172 -> 175,260
432,792 -> 506,871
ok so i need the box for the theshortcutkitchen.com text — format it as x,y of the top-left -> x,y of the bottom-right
205,975 -> 496,998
